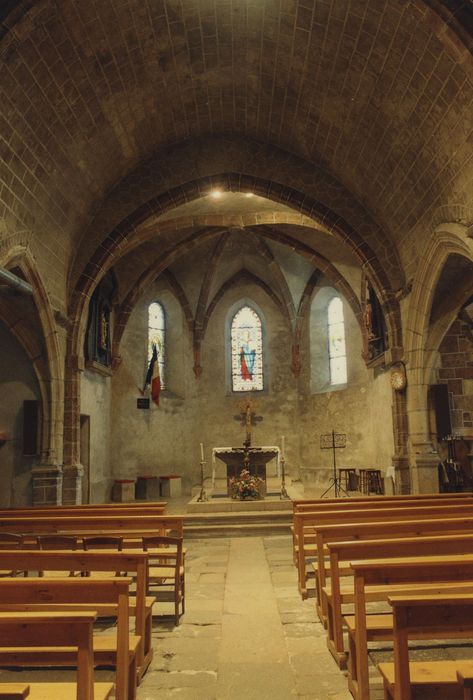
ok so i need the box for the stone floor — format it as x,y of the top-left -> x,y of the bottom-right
139,534 -> 354,700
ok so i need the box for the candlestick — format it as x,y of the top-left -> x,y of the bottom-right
200,443 -> 204,461
281,435 -> 285,458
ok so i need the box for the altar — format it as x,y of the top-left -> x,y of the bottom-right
212,446 -> 280,496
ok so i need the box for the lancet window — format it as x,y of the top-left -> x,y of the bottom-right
328,297 -> 347,385
148,302 -> 165,389
230,305 -> 264,392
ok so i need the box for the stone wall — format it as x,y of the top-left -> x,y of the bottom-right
437,318 -> 473,435
80,370 -> 112,502
109,277 -> 394,493
0,321 -> 41,506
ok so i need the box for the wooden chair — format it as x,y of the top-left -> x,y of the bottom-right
142,535 -> 185,625
82,536 -> 123,577
338,468 -> 358,491
0,534 -> 24,577
36,535 -> 78,577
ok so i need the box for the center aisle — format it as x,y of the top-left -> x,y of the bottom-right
138,535 -> 353,700
217,538 -> 296,698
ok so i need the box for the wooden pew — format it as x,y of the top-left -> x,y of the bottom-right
347,555 -> 473,700
0,551 -> 152,678
314,516 -> 473,618
0,504 -> 167,517
457,671 -> 473,700
0,577 -> 136,700
294,504 -> 473,598
293,491 -> 473,511
323,532 -> 473,668
0,514 -> 184,538
378,594 -> 473,700
0,684 -> 29,699
0,611 -> 114,700
2,501 -> 167,511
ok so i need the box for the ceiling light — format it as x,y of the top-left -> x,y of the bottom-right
210,189 -> 222,199
245,192 -> 254,197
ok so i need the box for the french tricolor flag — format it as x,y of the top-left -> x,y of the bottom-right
144,344 -> 161,406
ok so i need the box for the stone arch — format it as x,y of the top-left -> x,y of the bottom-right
0,245 -> 63,465
68,173 -> 402,363
404,223 -> 473,491
66,172 -> 402,469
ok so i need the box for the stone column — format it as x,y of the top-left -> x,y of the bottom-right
391,388 -> 410,492
410,448 -> 440,493
32,465 -> 63,506
62,464 -> 84,505
62,353 -> 84,504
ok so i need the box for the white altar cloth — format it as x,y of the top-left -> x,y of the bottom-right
211,446 -> 281,488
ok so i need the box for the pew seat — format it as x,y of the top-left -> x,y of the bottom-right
380,661 -> 473,699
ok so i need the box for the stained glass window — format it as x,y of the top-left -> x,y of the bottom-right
148,302 -> 165,389
231,306 -> 264,392
328,297 -> 347,385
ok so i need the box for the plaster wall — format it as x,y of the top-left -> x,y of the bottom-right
80,370 -> 112,502
0,321 -> 40,506
299,286 -> 394,489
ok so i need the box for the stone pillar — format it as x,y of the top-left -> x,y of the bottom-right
392,456 -> 411,494
391,384 -> 411,492
62,354 -> 84,504
32,465 -> 63,506
410,449 -> 440,493
62,464 -> 84,505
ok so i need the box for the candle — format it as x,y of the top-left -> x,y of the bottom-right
200,443 -> 204,461
281,435 -> 285,458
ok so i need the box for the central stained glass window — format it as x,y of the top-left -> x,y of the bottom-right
231,305 -> 264,392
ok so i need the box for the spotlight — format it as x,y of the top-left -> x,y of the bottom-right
210,189 -> 222,199
245,192 -> 254,197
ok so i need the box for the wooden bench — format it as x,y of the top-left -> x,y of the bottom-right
292,491 -> 473,512
457,671 -> 473,700
313,516 -> 473,622
0,504 -> 167,517
378,594 -> 473,700
0,515 -> 184,537
323,532 -> 473,668
0,577 -> 136,700
0,684 -> 30,699
0,550 -> 153,678
347,555 -> 473,700
294,503 -> 473,598
0,611 -> 114,700
292,494 -> 473,567
0,501 -> 167,514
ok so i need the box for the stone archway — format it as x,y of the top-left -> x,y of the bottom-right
404,223 -> 473,492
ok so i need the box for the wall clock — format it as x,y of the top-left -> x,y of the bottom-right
390,364 -> 407,391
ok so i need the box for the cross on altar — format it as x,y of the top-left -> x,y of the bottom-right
234,395 -> 263,447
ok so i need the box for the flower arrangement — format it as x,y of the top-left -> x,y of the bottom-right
229,469 -> 264,500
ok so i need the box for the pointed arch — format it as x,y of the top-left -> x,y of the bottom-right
0,245 -> 63,464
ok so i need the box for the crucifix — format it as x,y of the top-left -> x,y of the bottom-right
234,395 -> 263,447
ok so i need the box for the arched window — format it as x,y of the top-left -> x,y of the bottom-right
327,297 -> 347,385
230,305 -> 264,392
148,302 -> 165,389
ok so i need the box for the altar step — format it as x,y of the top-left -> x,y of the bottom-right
183,510 -> 292,538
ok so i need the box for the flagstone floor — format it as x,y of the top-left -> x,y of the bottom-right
139,534 -> 357,700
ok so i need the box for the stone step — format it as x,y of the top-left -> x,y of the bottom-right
183,510 -> 292,538
184,521 -> 291,539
